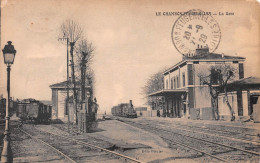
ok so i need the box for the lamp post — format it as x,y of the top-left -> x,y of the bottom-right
1,41 -> 16,163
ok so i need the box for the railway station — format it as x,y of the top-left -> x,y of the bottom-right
147,47 -> 260,122
1,0 -> 260,163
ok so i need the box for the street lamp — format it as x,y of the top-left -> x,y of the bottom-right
1,41 -> 16,163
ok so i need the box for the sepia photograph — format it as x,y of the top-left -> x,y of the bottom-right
0,0 -> 260,162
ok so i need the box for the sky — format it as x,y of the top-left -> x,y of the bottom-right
0,0 -> 260,113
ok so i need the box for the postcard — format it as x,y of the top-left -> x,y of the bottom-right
0,0 -> 260,162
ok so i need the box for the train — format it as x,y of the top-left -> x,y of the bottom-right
0,98 -> 7,119
16,98 -> 52,123
111,100 -> 137,118
0,98 -> 18,119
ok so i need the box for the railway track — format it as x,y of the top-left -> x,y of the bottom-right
179,119 -> 260,130
176,123 -> 259,140
135,118 -> 260,146
128,118 -> 260,145
143,121 -> 260,145
169,120 -> 259,137
19,124 -> 143,163
117,118 -> 260,162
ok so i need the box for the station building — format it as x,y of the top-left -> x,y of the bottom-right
49,80 -> 91,122
149,47 -> 260,121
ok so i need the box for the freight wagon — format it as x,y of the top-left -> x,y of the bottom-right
0,98 -> 18,119
0,98 -> 6,119
16,99 -> 52,123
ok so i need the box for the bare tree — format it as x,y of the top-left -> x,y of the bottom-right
60,19 -> 83,125
142,67 -> 167,109
61,19 -> 83,43
198,64 -> 237,121
75,39 -> 95,107
85,68 -> 95,97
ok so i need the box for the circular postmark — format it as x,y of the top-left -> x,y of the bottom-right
171,9 -> 221,56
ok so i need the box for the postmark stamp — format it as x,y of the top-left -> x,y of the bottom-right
171,9 -> 221,56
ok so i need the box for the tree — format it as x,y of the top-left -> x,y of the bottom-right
142,67 -> 167,109
75,39 -> 95,109
60,19 -> 83,125
198,64 -> 237,121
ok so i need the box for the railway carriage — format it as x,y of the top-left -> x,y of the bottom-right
16,99 -> 52,123
0,98 -> 6,118
0,98 -> 18,118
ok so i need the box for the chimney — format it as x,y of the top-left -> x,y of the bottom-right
195,45 -> 209,56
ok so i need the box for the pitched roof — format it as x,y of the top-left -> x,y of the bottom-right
186,53 -> 245,60
164,50 -> 245,74
223,77 -> 260,91
148,89 -> 188,96
227,76 -> 260,85
49,80 -> 90,89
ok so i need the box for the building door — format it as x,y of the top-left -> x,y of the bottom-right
171,98 -> 174,117
166,98 -> 169,117
58,91 -> 66,118
176,98 -> 180,117
237,91 -> 243,116
250,95 -> 259,116
183,103 -> 186,115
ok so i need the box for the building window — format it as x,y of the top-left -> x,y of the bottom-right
166,79 -> 168,89
182,72 -> 185,87
210,68 -> 219,85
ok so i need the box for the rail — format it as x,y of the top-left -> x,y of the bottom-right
118,118 -> 260,162
19,127 -> 77,163
41,130 -> 144,163
19,124 -> 143,163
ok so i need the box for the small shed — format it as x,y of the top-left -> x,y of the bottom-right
49,80 -> 91,122
218,77 -> 260,122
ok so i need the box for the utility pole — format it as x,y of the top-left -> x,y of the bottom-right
58,36 -> 70,132
69,42 -> 79,125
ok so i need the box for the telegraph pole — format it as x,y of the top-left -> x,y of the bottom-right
58,36 -> 70,132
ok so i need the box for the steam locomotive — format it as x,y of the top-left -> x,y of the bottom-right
111,100 -> 137,118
